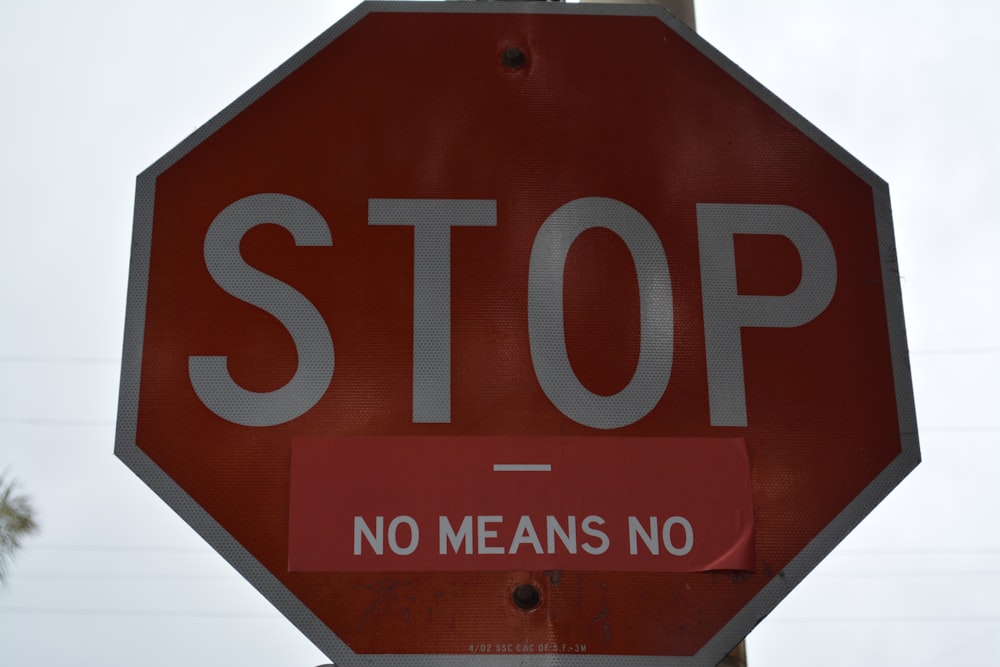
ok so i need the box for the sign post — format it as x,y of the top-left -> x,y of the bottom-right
116,3 -> 919,665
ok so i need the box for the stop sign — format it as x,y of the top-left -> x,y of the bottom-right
116,2 -> 920,665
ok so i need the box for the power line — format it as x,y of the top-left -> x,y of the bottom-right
14,567 -> 1000,582
10,417 -> 997,432
30,544 -> 210,554
15,573 -> 235,581
0,355 -> 119,364
919,626 -> 1000,666
0,605 -> 275,619
838,547 -> 1000,555
920,426 -> 1000,433
0,347 -> 996,367
910,347 -> 1000,355
0,416 -> 114,427
41,544 -> 1000,555
817,570 -> 1000,578
770,615 -> 1000,624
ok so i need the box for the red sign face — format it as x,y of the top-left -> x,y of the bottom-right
116,3 -> 919,666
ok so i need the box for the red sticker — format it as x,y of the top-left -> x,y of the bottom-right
289,436 -> 754,572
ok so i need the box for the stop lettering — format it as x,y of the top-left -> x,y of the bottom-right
191,194 -> 834,430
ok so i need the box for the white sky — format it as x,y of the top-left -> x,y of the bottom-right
1,1 -> 998,665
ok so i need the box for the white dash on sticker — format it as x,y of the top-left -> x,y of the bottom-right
493,464 -> 552,472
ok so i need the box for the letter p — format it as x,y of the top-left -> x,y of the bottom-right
697,204 -> 837,427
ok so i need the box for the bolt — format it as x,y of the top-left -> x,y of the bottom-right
512,583 -> 541,610
502,46 -> 527,70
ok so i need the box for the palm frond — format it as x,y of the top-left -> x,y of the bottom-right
0,471 -> 39,585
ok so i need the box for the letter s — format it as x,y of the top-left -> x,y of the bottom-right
188,193 -> 334,427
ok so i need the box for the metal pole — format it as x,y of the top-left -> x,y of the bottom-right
581,0 -> 746,662
453,0 -> 742,664
580,0 -> 695,31
718,639 -> 748,667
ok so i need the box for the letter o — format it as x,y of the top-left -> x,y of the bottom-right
528,197 -> 673,429
388,515 -> 419,555
662,516 -> 693,556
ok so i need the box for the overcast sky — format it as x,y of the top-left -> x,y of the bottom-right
2,1 -> 998,666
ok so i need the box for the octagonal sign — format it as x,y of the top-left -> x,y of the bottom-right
116,2 -> 920,665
